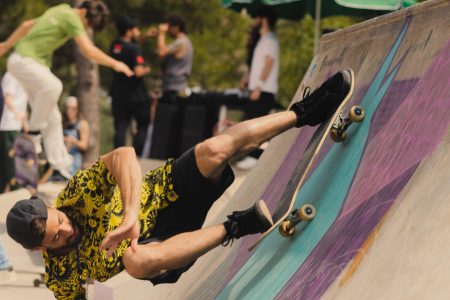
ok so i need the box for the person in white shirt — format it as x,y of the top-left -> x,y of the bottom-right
247,6 -> 279,116
0,72 -> 28,193
237,6 -> 279,170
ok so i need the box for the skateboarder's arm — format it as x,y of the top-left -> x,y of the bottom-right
74,35 -> 134,77
100,147 -> 141,256
0,19 -> 35,57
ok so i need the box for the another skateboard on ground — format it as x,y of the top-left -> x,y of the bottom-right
249,70 -> 365,251
15,269 -> 46,287
9,134 -> 40,191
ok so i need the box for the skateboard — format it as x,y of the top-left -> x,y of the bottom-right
9,134 -> 40,191
249,69 -> 365,250
15,269 -> 45,287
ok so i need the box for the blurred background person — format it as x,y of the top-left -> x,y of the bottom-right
236,6 -> 279,170
240,21 -> 261,90
0,72 -> 28,193
153,14 -> 193,103
109,15 -> 151,156
0,237 -> 15,286
0,0 -> 133,180
63,96 -> 89,175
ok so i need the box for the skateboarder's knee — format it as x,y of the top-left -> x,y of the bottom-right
196,138 -> 231,165
122,246 -> 163,279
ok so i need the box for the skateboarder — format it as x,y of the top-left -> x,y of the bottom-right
0,1 -> 133,180
6,70 -> 352,299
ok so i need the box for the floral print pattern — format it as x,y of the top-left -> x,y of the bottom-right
44,159 -> 178,299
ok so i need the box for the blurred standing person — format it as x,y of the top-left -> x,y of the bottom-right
0,1 -> 133,180
0,72 -> 28,193
237,6 -> 279,170
246,6 -> 279,120
154,15 -> 193,103
240,22 -> 261,90
0,237 -> 15,285
109,15 -> 151,156
63,96 -> 90,175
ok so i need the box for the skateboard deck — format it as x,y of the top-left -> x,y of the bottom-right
11,134 -> 39,191
249,70 -> 359,251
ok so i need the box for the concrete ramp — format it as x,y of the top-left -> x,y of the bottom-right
135,0 -> 450,299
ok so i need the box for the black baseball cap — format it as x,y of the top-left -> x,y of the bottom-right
6,197 -> 48,249
116,15 -> 139,36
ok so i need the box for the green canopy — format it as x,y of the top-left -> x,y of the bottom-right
336,0 -> 416,11
222,0 -> 417,20
222,0 -> 417,51
223,0 -> 376,20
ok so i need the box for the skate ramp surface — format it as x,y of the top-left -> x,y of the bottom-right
131,1 -> 449,299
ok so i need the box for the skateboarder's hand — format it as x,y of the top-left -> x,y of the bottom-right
100,216 -> 140,258
113,61 -> 134,77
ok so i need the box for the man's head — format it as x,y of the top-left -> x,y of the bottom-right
164,14 -> 187,38
254,5 -> 278,31
115,15 -> 141,41
78,0 -> 110,32
7,197 -> 81,255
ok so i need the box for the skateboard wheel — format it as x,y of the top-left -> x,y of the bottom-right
349,106 -> 365,122
279,221 -> 295,237
298,204 -> 316,222
330,129 -> 346,143
33,278 -> 41,287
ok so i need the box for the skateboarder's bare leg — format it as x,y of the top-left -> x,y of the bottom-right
195,111 -> 297,181
123,224 -> 226,279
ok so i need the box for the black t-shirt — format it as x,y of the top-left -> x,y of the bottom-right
109,39 -> 149,102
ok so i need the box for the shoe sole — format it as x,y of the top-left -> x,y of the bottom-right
255,200 -> 274,227
340,69 -> 353,96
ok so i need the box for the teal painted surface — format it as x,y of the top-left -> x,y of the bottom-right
217,20 -> 408,300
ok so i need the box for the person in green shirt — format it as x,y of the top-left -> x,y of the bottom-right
0,1 -> 133,180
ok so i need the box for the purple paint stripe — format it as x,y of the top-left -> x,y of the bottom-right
368,79 -> 419,138
277,38 -> 450,300
342,40 -> 450,216
277,165 -> 418,300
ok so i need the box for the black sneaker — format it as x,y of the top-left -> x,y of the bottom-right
290,69 -> 354,127
222,200 -> 273,246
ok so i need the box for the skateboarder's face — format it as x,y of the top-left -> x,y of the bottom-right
40,208 -> 81,251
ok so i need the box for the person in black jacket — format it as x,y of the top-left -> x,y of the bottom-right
109,15 -> 151,156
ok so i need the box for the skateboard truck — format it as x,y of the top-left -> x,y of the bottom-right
330,105 -> 365,143
279,204 -> 316,237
